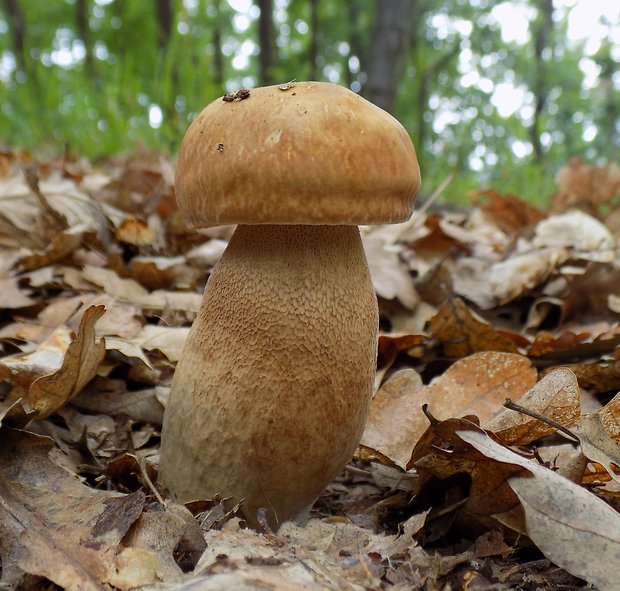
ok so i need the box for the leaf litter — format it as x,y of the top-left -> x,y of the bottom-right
0,151 -> 619,589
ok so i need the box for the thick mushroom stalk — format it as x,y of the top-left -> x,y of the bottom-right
159,224 -> 377,528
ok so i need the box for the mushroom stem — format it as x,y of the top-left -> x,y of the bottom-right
159,224 -> 378,529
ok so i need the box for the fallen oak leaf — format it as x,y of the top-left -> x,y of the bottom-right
501,395 -> 620,484
0,305 -> 105,419
361,352 -> 536,469
459,429 -> 620,591
574,412 -> 620,485
599,392 -> 620,442
483,368 -> 581,446
0,428 -> 147,590
428,296 -> 519,357
406,411 -> 528,517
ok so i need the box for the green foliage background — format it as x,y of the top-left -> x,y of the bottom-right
0,0 -> 618,203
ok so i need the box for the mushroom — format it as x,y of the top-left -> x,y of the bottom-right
159,81 -> 420,529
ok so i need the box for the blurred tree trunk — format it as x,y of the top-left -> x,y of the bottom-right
212,0 -> 225,91
595,43 -> 618,162
75,0 -> 95,82
155,0 -> 173,49
345,1 -> 365,88
309,0 -> 319,80
258,0 -> 276,85
416,43 -> 459,169
2,0 -> 28,76
530,0 -> 554,164
363,0 -> 415,112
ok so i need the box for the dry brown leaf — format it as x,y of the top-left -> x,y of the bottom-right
0,305 -> 105,419
428,297 -> 519,357
599,392 -> 620,442
553,359 -> 620,394
460,429 -> 620,591
0,428 -> 156,590
16,225 -> 86,272
128,256 -> 198,290
361,369 -> 424,469
408,417 -> 527,516
474,190 -> 546,236
362,352 -> 537,468
553,158 -> 620,211
423,351 -> 537,423
483,368 -> 581,445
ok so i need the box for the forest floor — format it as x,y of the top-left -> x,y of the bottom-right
0,149 -> 619,590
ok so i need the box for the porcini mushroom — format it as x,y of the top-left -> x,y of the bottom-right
159,81 -> 420,529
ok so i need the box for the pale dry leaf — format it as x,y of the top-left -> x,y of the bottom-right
574,412 -> 620,484
123,503 -> 205,582
362,231 -> 419,309
105,336 -> 156,370
459,429 -> 620,591
82,266 -> 202,313
131,326 -> 190,362
533,210 -> 615,258
136,291 -> 202,313
0,172 -> 110,245
72,387 -> 164,424
609,294 -> 620,314
186,239 -> 228,267
483,368 -> 581,445
0,275 -> 35,309
452,248 -> 566,309
82,265 -> 149,300
361,369 -> 424,469
439,208 -> 510,258
599,392 -> 620,442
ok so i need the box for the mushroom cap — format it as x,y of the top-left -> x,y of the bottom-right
176,81 -> 420,227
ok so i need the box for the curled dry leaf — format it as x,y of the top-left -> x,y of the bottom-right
459,429 -> 620,591
428,297 -> 519,357
483,367 -> 581,445
0,305 -> 105,419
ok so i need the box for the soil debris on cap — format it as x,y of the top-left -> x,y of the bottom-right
222,89 -> 250,102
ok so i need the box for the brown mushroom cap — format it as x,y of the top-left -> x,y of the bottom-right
176,81 -> 420,227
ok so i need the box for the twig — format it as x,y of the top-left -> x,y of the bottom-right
503,398 -> 580,444
138,457 -> 167,506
